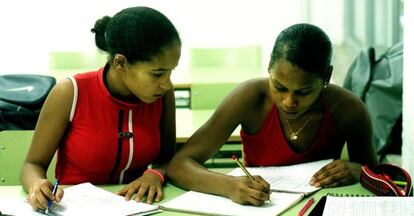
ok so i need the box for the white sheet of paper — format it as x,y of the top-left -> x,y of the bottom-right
322,196 -> 414,216
161,190 -> 303,216
50,182 -> 159,216
228,159 -> 332,194
0,198 -> 44,216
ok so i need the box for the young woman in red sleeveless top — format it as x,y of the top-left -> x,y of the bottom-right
168,23 -> 378,206
21,6 -> 181,210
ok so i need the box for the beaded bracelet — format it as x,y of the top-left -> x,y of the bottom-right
144,169 -> 165,184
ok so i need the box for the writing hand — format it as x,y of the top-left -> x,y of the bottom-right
227,175 -> 271,206
26,179 -> 64,210
310,159 -> 361,188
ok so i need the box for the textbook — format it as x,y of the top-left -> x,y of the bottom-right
49,182 -> 161,216
161,159 -> 332,216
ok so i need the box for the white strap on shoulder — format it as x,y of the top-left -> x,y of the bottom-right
68,77 -> 78,122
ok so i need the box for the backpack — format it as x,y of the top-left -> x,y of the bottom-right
0,74 -> 56,131
343,42 -> 403,156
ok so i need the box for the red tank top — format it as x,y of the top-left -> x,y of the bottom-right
56,66 -> 163,184
240,101 -> 343,167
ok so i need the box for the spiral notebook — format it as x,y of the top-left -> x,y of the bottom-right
161,159 -> 332,216
228,159 -> 333,195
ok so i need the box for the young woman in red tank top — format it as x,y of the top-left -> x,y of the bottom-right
168,23 -> 378,206
21,6 -> 181,210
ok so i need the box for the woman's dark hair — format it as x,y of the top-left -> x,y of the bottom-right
91,6 -> 181,64
269,23 -> 332,76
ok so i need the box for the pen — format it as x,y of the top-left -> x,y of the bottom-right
298,197 -> 315,216
45,179 -> 59,214
231,155 -> 254,180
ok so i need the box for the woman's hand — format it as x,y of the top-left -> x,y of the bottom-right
116,172 -> 163,204
310,159 -> 361,188
226,175 -> 271,206
26,179 -> 64,210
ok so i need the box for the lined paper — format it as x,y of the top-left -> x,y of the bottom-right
322,196 -> 414,216
228,159 -> 332,194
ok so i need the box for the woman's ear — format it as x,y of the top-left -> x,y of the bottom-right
113,54 -> 128,71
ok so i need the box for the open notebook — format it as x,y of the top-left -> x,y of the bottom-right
161,159 -> 332,216
228,159 -> 333,195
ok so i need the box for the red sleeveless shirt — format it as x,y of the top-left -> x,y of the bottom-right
240,102 -> 343,167
56,66 -> 163,184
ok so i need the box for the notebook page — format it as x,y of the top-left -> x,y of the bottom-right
50,182 -> 159,216
322,196 -> 414,216
228,159 -> 332,194
0,198 -> 44,216
161,191 -> 303,216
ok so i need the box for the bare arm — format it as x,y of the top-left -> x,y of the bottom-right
20,78 -> 73,209
311,86 -> 378,187
153,88 -> 176,173
168,79 -> 271,205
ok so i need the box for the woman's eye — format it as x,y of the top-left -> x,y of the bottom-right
275,87 -> 287,92
296,91 -> 311,96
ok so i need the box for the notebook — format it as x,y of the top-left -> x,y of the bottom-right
48,182 -> 161,216
161,159 -> 332,216
228,159 -> 333,195
161,191 -> 304,216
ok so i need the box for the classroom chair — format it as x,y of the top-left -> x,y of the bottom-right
0,130 -> 55,185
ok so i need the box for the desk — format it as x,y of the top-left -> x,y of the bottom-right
0,181 -> 372,216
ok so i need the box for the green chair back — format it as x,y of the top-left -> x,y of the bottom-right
190,83 -> 237,110
0,131 -> 55,185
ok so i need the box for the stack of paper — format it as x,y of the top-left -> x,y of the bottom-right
322,196 -> 414,216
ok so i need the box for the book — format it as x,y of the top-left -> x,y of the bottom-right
321,196 -> 414,216
161,159 -> 332,216
48,182 -> 161,216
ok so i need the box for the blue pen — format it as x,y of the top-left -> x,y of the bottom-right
45,179 -> 59,214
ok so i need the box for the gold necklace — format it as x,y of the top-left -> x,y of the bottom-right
285,102 -> 320,140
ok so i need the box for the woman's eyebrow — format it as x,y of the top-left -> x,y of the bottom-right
272,79 -> 313,90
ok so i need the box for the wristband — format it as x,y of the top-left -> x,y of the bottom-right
144,169 -> 165,184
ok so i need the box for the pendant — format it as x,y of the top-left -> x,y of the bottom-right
290,134 -> 298,140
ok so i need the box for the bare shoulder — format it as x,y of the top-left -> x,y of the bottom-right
322,84 -> 369,130
230,78 -> 268,103
42,78 -> 74,118
49,78 -> 74,102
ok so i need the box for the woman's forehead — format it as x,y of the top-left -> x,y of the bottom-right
270,60 -> 321,88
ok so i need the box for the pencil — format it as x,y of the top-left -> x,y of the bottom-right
231,155 -> 272,202
231,155 -> 254,180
